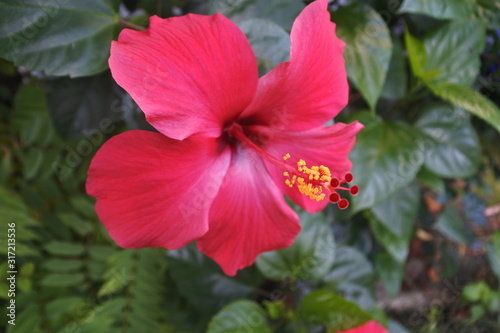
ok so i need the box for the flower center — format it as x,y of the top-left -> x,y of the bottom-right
226,123 -> 358,209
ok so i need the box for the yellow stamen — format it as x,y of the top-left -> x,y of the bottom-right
282,154 -> 332,202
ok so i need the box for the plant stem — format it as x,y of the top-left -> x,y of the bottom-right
119,18 -> 146,31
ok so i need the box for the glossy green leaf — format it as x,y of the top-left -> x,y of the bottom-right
407,21 -> 485,86
323,246 -> 376,309
256,212 -> 335,281
399,0 -> 477,20
434,206 -> 471,244
324,246 -> 374,285
415,103 -> 481,178
404,28 -> 426,78
350,121 -> 425,212
207,300 -> 271,333
0,0 -> 119,77
300,289 -> 371,331
486,232 -> 500,280
372,181 -> 419,240
381,34 -> 407,100
238,18 -> 290,74
332,3 -> 392,109
370,217 -> 409,263
209,0 -> 304,30
375,252 -> 404,297
45,71 -> 123,139
168,244 -> 260,314
417,168 -> 444,195
428,81 -> 500,134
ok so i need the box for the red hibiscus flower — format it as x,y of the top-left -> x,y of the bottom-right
336,320 -> 388,333
86,0 -> 363,276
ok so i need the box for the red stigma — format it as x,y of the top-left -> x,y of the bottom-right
328,172 -> 359,209
330,178 -> 340,187
344,172 -> 353,183
329,192 -> 340,203
338,199 -> 349,209
350,185 -> 359,195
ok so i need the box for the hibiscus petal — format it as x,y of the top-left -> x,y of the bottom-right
240,0 -> 348,131
86,130 -> 231,249
197,148 -> 300,276
246,121 -> 363,214
336,320 -> 388,333
109,14 -> 258,140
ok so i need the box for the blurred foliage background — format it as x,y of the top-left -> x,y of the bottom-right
1,0 -> 500,332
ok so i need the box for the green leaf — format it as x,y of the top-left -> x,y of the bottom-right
0,186 -> 36,226
463,281 -> 490,302
57,213 -> 94,236
21,148 -> 44,180
46,296 -> 86,324
375,252 -> 404,297
350,121 -> 425,212
7,304 -> 43,333
207,300 -> 271,333
43,259 -> 83,272
41,273 -> 85,287
381,34 -> 407,100
256,211 -> 335,281
415,103 -> 481,178
98,249 -> 135,297
299,289 -> 372,331
45,71 -> 122,139
69,195 -> 98,219
209,0 -> 304,30
323,246 -> 376,309
10,83 -> 61,146
427,81 -> 500,134
238,18 -> 290,74
370,217 -> 409,263
345,110 -> 382,130
486,232 -> 500,281
417,168 -> 444,195
332,3 -> 392,110
476,0 -> 500,29
372,181 -> 420,240
434,206 -> 471,244
44,241 -> 85,256
168,244 -> 260,314
407,21 -> 486,86
0,0 -> 119,77
404,28 -> 426,78
399,0 -> 477,20
324,246 -> 374,286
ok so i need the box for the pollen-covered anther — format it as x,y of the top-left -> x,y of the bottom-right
281,154 -> 332,202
